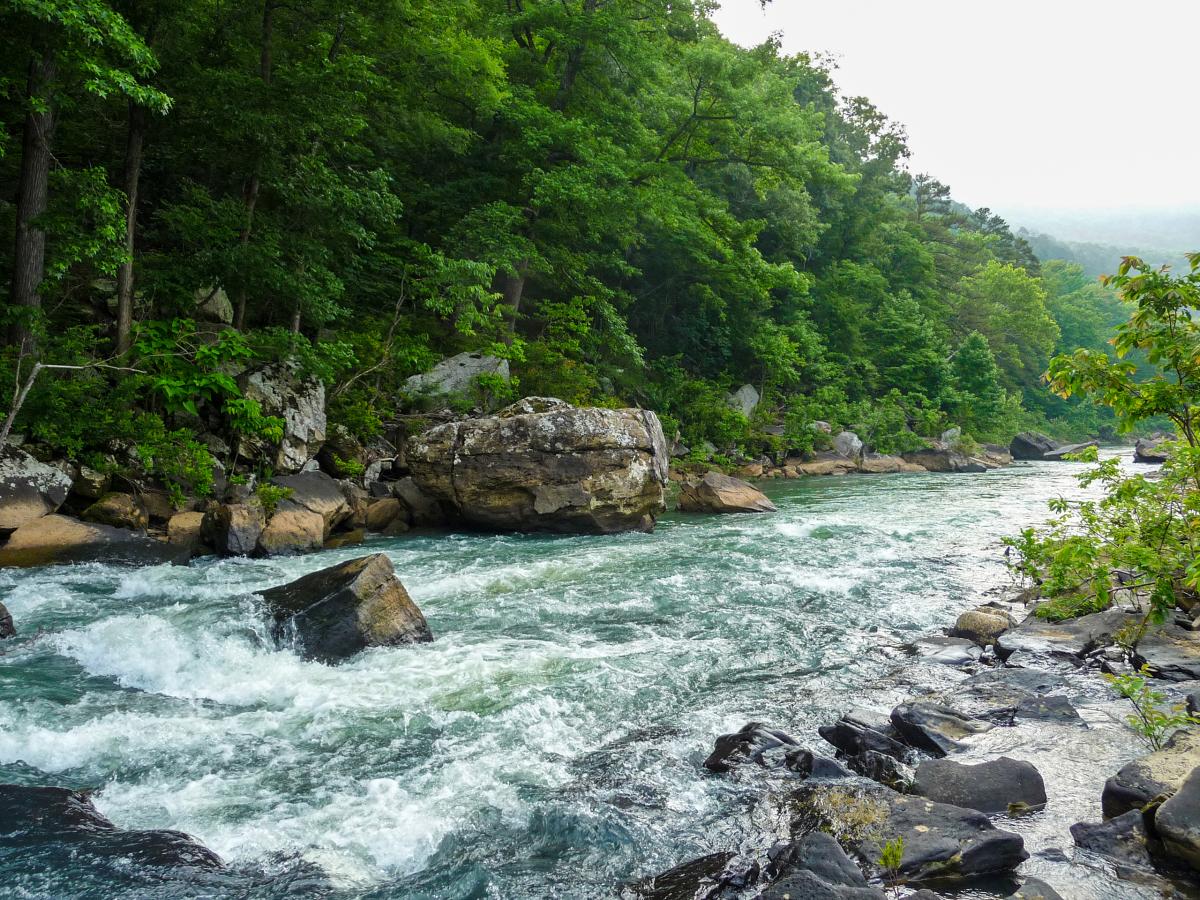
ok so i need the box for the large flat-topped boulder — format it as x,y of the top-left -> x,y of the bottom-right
1010,432 -> 1059,461
0,514 -> 187,568
407,398 -> 669,534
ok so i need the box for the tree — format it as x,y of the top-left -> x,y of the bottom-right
951,331 -> 1006,434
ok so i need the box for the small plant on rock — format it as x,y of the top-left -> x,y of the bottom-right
876,834 -> 905,897
255,483 -> 294,517
1105,665 -> 1200,750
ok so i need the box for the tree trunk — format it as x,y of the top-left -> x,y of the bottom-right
501,260 -> 529,343
9,49 -> 57,350
115,101 -> 147,355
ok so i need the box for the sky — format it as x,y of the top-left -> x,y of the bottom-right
711,0 -> 1200,223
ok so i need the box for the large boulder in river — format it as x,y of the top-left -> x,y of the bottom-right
262,553 -> 432,662
0,514 -> 186,568
679,472 -> 775,514
901,448 -> 987,473
238,362 -> 326,473
1010,431 -> 1059,460
0,784 -> 221,869
1102,728 -> 1200,819
1043,440 -> 1099,461
0,446 -> 72,533
911,757 -> 1047,814
0,601 -> 13,638
1135,436 -> 1171,464
407,398 -> 669,534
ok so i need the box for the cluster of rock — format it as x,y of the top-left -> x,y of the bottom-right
0,395 -> 671,569
711,427 -> 1015,485
631,572 -> 1200,899
1009,431 -> 1098,462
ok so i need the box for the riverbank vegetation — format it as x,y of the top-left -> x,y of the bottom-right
1,1 -> 1128,498
1007,256 -> 1200,625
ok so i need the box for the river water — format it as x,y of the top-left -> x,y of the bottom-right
0,454 -> 1180,898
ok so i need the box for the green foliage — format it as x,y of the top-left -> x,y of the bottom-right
1105,666 -> 1200,751
877,834 -> 905,894
1010,258 -> 1200,627
134,416 -> 216,506
254,483 -> 293,517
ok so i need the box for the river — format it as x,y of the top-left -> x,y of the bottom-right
0,454 -> 1172,898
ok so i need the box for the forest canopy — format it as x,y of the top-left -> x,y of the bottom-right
0,0 -> 1127,491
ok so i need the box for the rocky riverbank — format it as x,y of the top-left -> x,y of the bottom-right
628,581 -> 1200,900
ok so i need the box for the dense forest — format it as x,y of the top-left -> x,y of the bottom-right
0,0 -> 1128,498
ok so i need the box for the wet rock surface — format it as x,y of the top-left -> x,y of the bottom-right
788,780 -> 1028,882
1154,764 -> 1200,872
1071,810 -> 1157,871
0,601 -> 13,638
760,832 -> 884,899
890,702 -> 992,756
910,756 -> 1047,814
262,553 -> 432,662
0,784 -> 221,869
1010,432 -> 1059,461
995,605 -> 1140,662
1102,729 -> 1200,819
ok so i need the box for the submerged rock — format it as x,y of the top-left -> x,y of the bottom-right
624,850 -> 735,899
0,784 -> 221,869
911,757 -> 1047,814
0,514 -> 186,568
407,398 -> 669,534
0,446 -> 72,533
679,472 -> 776,514
0,601 -> 12,638
1102,729 -> 1200,819
1010,432 -> 1059,461
1154,765 -> 1200,871
890,702 -> 991,757
704,722 -> 799,772
262,553 -> 432,662
789,780 -> 1028,882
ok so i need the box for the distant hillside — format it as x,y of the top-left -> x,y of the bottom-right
1019,228 -> 1185,281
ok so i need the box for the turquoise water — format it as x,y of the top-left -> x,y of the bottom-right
0,457 -> 1156,898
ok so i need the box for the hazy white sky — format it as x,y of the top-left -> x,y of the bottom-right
711,0 -> 1200,214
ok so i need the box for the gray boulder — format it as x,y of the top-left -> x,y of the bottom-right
726,384 -> 760,419
1135,436 -> 1171,464
703,722 -> 850,779
1007,878 -> 1065,900
761,832 -> 885,899
0,446 -> 72,533
0,601 -> 13,638
1102,728 -> 1200,819
194,285 -> 233,324
833,431 -> 863,459
1010,432 -> 1059,461
262,553 -> 432,663
1070,810 -> 1156,870
0,514 -> 187,568
254,471 -> 354,556
1155,764 -> 1200,871
1132,621 -> 1200,681
995,605 -> 1139,662
890,702 -> 992,756
81,492 -> 148,531
678,472 -> 776,514
403,352 -> 509,406
819,710 -> 909,759
407,398 -> 669,534
911,757 -> 1047,814
901,448 -> 987,473
951,606 -> 1016,647
789,780 -> 1027,882
201,500 -> 266,557
238,362 -> 326,473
